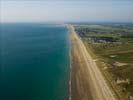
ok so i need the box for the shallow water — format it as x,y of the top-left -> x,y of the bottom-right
0,23 -> 70,100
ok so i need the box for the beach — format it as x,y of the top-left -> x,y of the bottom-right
69,25 -> 116,100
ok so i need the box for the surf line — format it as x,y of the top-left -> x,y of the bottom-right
68,24 -> 72,100
69,52 -> 72,100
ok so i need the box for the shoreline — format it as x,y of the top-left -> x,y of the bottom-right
69,24 -> 116,100
67,24 -> 72,100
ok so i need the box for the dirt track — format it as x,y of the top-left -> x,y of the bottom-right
70,25 -> 116,100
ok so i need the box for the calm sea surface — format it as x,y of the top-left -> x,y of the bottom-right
0,23 -> 70,100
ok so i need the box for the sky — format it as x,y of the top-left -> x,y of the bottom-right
1,0 -> 133,23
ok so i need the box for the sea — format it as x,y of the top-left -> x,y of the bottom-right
0,23 -> 70,100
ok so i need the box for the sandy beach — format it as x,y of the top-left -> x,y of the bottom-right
69,25 -> 116,100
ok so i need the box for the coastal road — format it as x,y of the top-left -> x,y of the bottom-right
70,25 -> 116,100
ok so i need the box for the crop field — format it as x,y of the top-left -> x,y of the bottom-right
75,23 -> 133,99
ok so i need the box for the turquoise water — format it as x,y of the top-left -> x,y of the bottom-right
0,23 -> 70,100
